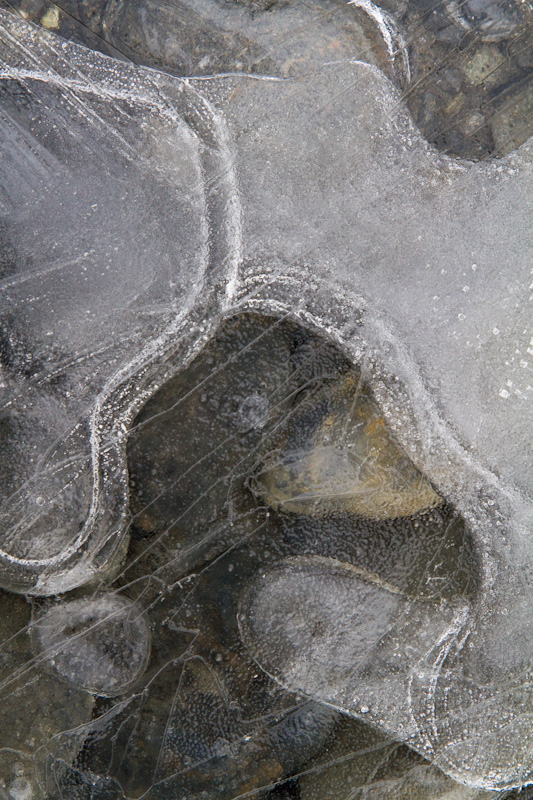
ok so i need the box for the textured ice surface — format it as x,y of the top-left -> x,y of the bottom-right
205,48 -> 531,787
0,4 -> 531,796
31,594 -> 151,696
0,9 -> 241,594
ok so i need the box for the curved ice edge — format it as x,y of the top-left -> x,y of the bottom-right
0,9 -> 243,592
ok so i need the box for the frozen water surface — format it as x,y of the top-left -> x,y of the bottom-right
0,1 -> 531,798
31,593 -> 151,696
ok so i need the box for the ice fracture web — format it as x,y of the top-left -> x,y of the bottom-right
0,2 -> 532,799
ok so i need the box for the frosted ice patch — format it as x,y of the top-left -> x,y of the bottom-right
238,551 -> 533,790
239,556 -> 468,715
31,593 -> 151,696
0,9 -> 240,594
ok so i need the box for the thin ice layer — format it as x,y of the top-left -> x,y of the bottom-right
240,556 -> 532,789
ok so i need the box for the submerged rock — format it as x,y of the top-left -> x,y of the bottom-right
50,619 -> 337,800
445,0 -> 528,41
255,371 -> 442,519
297,713 -> 497,800
0,590 -> 94,800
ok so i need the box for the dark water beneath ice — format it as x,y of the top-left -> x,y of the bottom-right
0,312 -> 505,799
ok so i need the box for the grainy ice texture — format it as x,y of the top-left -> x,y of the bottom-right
0,9 -> 241,594
31,594 -> 151,696
0,3 -> 531,799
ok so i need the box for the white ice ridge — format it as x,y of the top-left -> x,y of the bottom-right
0,8 -> 242,594
348,0 -> 411,84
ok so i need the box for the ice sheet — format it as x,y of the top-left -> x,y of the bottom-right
0,5 -> 532,796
